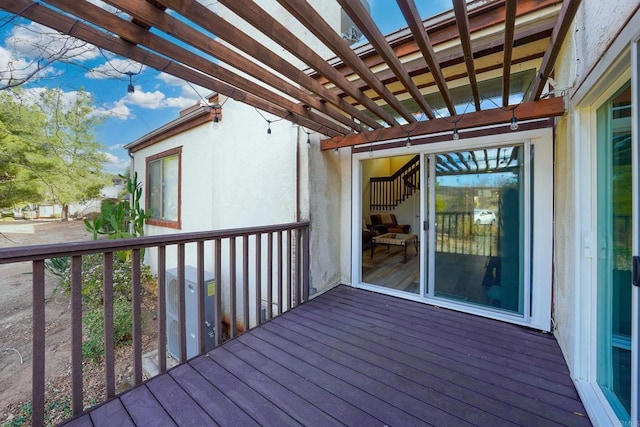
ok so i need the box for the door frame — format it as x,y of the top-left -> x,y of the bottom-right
571,36 -> 640,425
351,127 -> 553,332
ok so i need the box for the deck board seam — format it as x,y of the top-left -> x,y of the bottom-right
243,328 -> 434,426
273,311 -> 584,426
299,298 -> 574,387
290,302 -> 584,411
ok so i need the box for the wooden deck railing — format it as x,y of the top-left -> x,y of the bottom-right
0,221 -> 310,427
435,212 -> 499,256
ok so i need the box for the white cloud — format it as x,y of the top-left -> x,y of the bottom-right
6,22 -> 98,62
127,88 -> 166,109
0,45 -> 49,87
101,151 -> 120,165
157,72 -> 213,102
94,99 -> 133,120
86,58 -> 146,79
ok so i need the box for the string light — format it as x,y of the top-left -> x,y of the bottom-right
405,134 -> 411,148
255,108 -> 289,136
125,72 -> 135,94
452,121 -> 459,140
510,108 -> 519,130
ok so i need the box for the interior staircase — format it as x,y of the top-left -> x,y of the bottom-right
370,155 -> 420,211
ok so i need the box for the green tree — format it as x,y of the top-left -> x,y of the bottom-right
37,88 -> 110,219
0,88 -> 110,215
0,90 -> 48,207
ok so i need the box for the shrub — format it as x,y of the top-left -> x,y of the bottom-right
82,298 -> 139,362
49,254 -> 153,309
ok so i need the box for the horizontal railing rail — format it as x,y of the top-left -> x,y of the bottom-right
0,221 -> 310,427
435,212 -> 499,256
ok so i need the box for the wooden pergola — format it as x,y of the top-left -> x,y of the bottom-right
1,0 -> 579,150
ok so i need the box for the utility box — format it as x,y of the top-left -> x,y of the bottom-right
166,266 -> 215,360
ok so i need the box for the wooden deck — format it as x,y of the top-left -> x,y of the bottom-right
64,285 -> 591,426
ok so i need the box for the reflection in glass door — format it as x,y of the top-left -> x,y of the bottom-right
430,146 -> 526,314
596,84 -> 632,420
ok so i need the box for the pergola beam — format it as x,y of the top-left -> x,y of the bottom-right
321,96 -> 565,150
217,0 -> 394,128
275,0 -> 415,123
452,0 -> 481,111
338,0 -> 435,120
530,0 -> 582,100
5,0 -> 343,137
149,0 -> 365,133
502,0 -> 518,107
102,0 -> 358,133
397,0 -> 456,116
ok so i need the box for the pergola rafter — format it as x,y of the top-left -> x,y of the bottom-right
0,0 -> 579,149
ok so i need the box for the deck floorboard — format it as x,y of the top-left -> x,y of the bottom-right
63,285 -> 591,426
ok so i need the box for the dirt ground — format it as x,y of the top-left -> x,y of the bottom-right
0,221 -> 93,421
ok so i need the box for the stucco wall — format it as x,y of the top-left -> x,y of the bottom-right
305,140 -> 345,295
552,0 -> 640,372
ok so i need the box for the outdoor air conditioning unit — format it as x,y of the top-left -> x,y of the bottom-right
166,266 -> 215,360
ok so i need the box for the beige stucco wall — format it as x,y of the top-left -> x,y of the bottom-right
552,0 -> 640,373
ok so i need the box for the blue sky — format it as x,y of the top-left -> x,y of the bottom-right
0,1 -> 452,174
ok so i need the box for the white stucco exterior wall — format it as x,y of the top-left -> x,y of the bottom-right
552,0 -> 640,381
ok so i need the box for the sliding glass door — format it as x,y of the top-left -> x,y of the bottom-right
426,145 -> 527,314
596,83 -> 633,420
355,132 -> 551,330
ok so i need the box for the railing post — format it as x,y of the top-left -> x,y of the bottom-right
197,241 -> 206,355
32,260 -> 46,427
277,231 -> 283,316
132,249 -> 142,385
303,226 -> 310,301
242,235 -> 249,332
177,244 -> 186,363
70,256 -> 83,416
229,237 -> 237,338
103,252 -> 115,398
267,233 -> 273,321
255,233 -> 262,325
214,239 -> 222,347
157,246 -> 167,373
286,229 -> 292,311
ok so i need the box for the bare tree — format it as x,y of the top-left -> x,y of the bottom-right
0,19 -> 97,90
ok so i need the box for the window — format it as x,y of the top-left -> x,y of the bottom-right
146,147 -> 181,228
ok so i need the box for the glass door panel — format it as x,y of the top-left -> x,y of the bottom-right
596,84 -> 632,419
432,146 -> 525,314
361,155 -> 420,293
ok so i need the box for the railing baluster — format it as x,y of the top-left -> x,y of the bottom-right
157,246 -> 167,373
267,233 -> 273,321
277,231 -> 283,316
177,244 -> 186,363
103,252 -> 115,398
286,230 -> 292,311
197,241 -> 206,355
295,229 -> 301,307
132,249 -> 142,385
71,255 -> 83,416
229,237 -> 237,338
214,239 -> 222,347
242,235 -> 249,332
32,260 -> 45,427
255,233 -> 262,326
303,226 -> 310,301
0,221 -> 311,425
